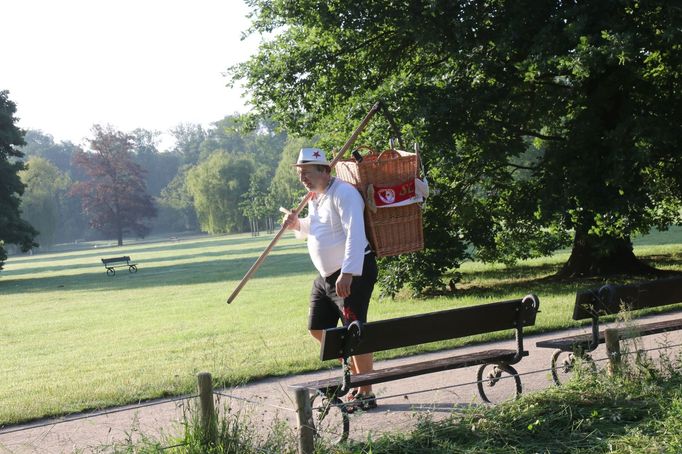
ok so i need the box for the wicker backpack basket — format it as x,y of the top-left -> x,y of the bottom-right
335,146 -> 424,257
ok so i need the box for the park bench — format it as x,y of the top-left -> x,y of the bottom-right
290,294 -> 540,442
101,256 -> 138,276
536,276 -> 682,385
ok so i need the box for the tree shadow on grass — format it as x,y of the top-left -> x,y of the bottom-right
639,251 -> 682,269
6,234 -> 277,266
4,243 -> 306,277
454,262 -> 570,299
453,256 -> 682,300
0,251 -> 313,295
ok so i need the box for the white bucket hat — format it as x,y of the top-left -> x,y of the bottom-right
294,147 -> 330,166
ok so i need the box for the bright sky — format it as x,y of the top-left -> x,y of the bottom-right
1,0 -> 260,148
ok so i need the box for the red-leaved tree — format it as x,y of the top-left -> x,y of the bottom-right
71,125 -> 157,246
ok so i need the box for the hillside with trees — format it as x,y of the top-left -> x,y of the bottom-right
6,112 -> 304,258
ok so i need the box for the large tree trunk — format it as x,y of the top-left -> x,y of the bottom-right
117,221 -> 123,246
557,230 -> 658,278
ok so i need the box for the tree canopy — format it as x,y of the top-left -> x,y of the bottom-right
0,90 -> 37,270
170,123 -> 207,165
71,125 -> 157,246
18,157 -> 70,248
10,115 -> 299,244
21,130 -> 81,176
268,136 -> 310,212
232,0 -> 682,292
130,128 -> 181,197
186,151 -> 255,234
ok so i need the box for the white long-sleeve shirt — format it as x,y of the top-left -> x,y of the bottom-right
295,177 -> 369,277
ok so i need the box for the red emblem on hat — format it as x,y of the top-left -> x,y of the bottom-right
313,151 -> 321,158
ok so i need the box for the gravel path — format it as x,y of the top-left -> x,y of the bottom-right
2,310 -> 682,453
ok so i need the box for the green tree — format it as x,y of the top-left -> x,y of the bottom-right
200,115 -> 288,170
18,157 -> 70,248
244,117 -> 288,167
156,165 -> 199,232
199,116 -> 247,159
268,137 -> 309,212
170,123 -> 207,165
21,130 -> 81,176
159,115 -> 290,235
186,152 -> 255,233
232,0 -> 682,292
240,165 -> 278,235
0,90 -> 37,270
130,128 -> 181,197
20,130 -> 89,242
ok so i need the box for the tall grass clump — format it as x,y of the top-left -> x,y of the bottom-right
344,342 -> 682,453
115,338 -> 682,453
102,399 -> 299,453
178,400 -> 296,454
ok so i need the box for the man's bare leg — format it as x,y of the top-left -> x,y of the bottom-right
310,329 -> 323,342
310,330 -> 374,394
351,353 -> 374,394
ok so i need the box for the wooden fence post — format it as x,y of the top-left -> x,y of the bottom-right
294,387 -> 315,454
604,328 -> 621,375
197,372 -> 217,444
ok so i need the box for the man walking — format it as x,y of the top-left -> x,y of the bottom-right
283,147 -> 378,411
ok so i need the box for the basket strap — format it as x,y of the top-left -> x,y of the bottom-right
376,149 -> 401,160
414,143 -> 430,209
380,104 -> 404,149
354,145 -> 378,157
366,184 -> 377,213
414,143 -> 422,179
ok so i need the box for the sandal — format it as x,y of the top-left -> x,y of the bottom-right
345,392 -> 378,413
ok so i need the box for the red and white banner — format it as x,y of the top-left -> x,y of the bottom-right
366,178 -> 429,212
373,180 -> 416,207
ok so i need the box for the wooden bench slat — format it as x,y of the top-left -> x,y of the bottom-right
101,257 -> 136,265
321,297 -> 537,360
293,348 -> 522,391
537,318 -> 682,351
622,318 -> 682,338
536,334 -> 594,351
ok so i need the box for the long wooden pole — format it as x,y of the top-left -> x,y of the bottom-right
226,101 -> 382,304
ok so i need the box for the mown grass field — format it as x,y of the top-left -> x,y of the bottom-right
1,229 -> 681,426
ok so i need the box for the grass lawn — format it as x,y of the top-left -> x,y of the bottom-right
1,229 -> 682,425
